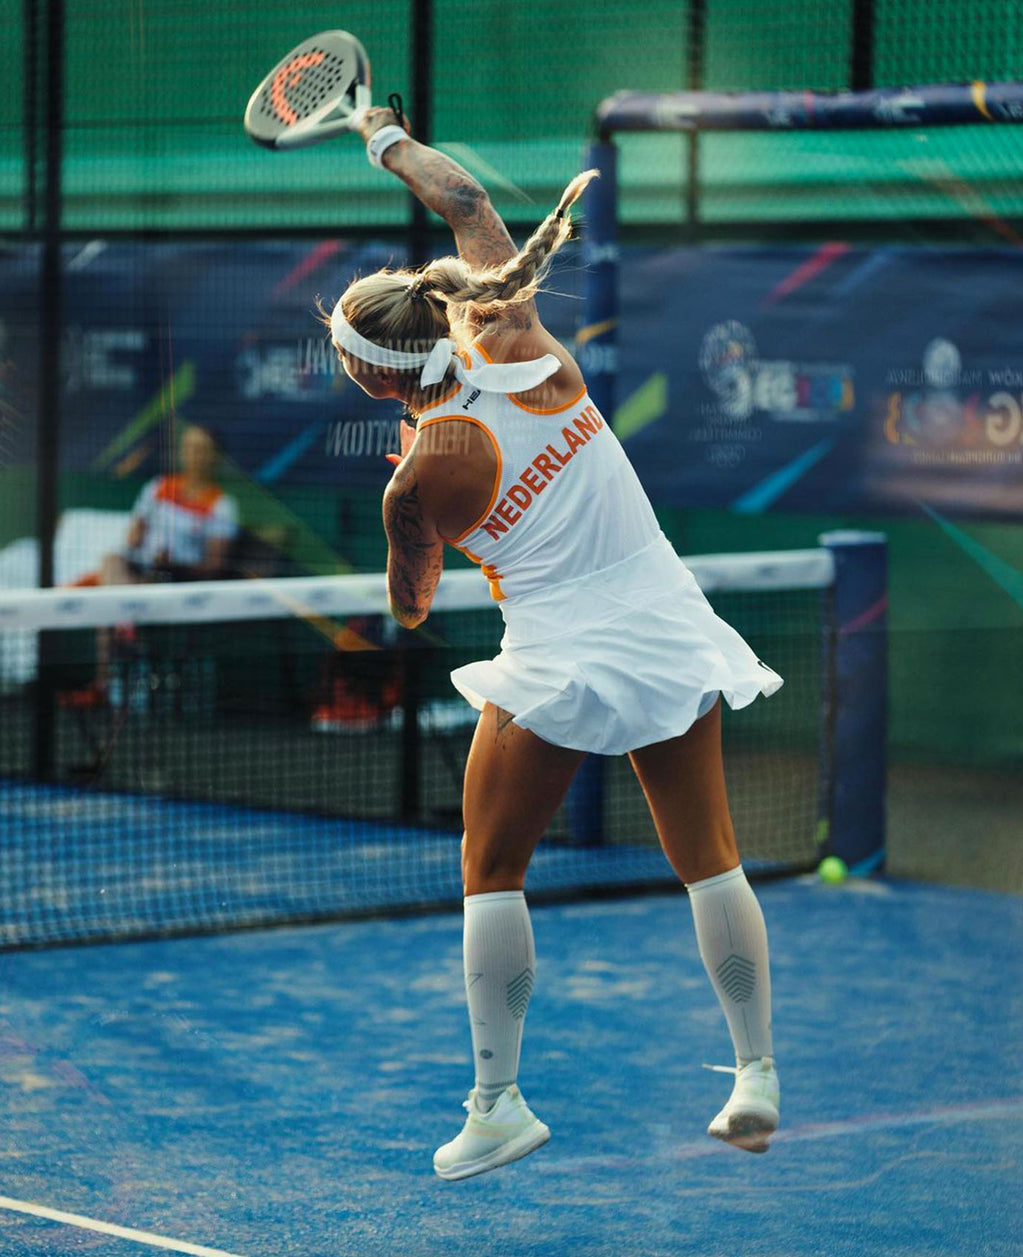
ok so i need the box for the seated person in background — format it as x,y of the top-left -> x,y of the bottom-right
74,424 -> 238,704
102,423 -> 238,585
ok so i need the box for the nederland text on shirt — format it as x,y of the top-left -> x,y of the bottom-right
480,404 -> 606,542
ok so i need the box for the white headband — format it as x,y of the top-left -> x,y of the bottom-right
330,305 -> 562,395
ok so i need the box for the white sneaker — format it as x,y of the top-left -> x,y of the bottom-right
433,1085 -> 550,1181
704,1056 -> 780,1153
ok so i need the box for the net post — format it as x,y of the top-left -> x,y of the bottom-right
579,136 -> 618,415
566,138 -> 618,846
819,530 -> 888,875
32,0 -> 64,783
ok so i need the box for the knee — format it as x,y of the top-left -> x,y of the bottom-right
461,831 -> 527,897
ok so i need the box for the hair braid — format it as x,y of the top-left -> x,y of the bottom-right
322,169 -> 600,376
420,168 -> 598,310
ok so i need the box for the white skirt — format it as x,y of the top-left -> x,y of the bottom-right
450,532 -> 783,756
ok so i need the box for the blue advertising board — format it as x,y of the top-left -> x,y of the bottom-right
1,241 -> 1020,519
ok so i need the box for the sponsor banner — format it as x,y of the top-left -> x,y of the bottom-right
599,245 -> 1023,519
0,242 -> 1020,517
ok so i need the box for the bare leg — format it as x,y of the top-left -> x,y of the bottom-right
461,703 -> 586,895
627,699 -> 739,885
630,699 -> 776,1139
451,703 -> 584,1123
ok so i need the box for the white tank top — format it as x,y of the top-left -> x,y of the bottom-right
417,344 -> 661,602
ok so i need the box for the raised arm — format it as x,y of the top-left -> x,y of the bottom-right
357,107 -> 517,272
358,110 -> 530,342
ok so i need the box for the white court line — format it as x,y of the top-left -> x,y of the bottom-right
0,1195 -> 248,1257
6,1099 -> 1020,1241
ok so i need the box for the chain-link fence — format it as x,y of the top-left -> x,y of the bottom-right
5,0 -> 1022,233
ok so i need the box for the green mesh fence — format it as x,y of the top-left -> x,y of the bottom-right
0,2 -> 24,231
874,0 -> 1023,85
686,1 -> 1023,227
431,0 -> 691,228
696,127 -> 1023,226
5,1 -> 1023,231
704,0 -> 855,92
58,0 -> 411,231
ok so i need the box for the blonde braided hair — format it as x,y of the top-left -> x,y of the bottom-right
417,168 -> 598,308
331,169 -> 598,358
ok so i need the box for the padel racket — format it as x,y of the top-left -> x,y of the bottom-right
244,30 -> 372,151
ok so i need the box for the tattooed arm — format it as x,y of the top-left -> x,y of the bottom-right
356,108 -> 580,386
382,453 -> 444,629
355,108 -> 529,324
386,145 -> 523,279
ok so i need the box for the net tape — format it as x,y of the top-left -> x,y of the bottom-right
0,549 -> 835,630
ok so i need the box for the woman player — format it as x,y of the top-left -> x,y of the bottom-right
327,106 -> 782,1181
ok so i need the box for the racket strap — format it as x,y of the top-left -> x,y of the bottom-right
387,92 -> 406,127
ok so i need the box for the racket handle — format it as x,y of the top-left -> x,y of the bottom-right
275,120 -> 352,149
347,83 -> 373,131
275,83 -> 373,150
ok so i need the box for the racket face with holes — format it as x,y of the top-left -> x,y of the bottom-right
244,30 -> 372,150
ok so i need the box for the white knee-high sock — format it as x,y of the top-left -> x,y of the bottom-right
686,864 -> 774,1066
462,890 -> 536,1111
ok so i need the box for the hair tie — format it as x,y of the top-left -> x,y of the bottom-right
409,275 -> 429,301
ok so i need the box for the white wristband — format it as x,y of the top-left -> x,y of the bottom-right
367,125 -> 409,169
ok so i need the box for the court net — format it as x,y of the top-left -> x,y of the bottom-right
0,546 -> 841,948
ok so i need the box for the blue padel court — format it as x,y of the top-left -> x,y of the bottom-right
0,877 -> 1020,1257
0,779 -> 728,945
4,1 -> 1023,1254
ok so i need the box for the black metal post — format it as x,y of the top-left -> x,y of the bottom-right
409,0 -> 433,265
32,0 -> 64,781
851,0 -> 876,91
685,0 -> 706,241
23,0 -> 39,232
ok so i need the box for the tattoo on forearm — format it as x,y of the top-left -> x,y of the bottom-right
386,142 -> 517,269
384,467 -> 443,624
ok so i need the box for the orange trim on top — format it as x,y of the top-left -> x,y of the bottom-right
416,379 -> 463,414
508,382 -> 587,415
448,543 -> 507,602
472,337 -> 585,414
413,351 -> 472,416
415,414 -> 503,545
